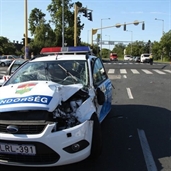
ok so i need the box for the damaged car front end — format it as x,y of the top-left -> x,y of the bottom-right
0,50 -> 112,167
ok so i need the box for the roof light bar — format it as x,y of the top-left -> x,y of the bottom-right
62,46 -> 91,52
40,46 -> 91,54
40,47 -> 61,54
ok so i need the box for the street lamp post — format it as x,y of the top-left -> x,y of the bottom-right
87,30 -> 90,44
155,18 -> 164,61
155,18 -> 164,36
126,30 -> 133,55
105,35 -> 110,58
105,35 -> 110,50
100,18 -> 110,56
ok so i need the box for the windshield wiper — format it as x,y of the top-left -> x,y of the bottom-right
58,64 -> 78,82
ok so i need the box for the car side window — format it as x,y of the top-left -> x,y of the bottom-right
8,56 -> 13,59
92,58 -> 107,87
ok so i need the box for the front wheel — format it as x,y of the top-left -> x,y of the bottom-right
89,113 -> 102,159
1,63 -> 5,67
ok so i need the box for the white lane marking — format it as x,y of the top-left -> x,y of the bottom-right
137,129 -> 157,171
120,69 -> 127,74
131,69 -> 140,74
163,70 -> 171,73
153,69 -> 166,74
0,71 -> 6,74
108,75 -> 121,79
123,75 -> 127,78
126,88 -> 133,99
108,69 -> 115,74
142,69 -> 153,74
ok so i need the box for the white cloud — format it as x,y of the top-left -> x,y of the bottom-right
121,11 -> 143,14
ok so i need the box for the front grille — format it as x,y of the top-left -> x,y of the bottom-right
0,124 -> 46,134
0,140 -> 60,165
0,110 -> 54,134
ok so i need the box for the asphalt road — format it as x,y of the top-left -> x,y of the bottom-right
0,61 -> 171,171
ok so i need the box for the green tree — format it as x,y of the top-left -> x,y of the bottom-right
47,0 -> 84,46
159,30 -> 171,61
28,8 -> 56,54
151,41 -> 161,60
28,8 -> 46,36
0,36 -> 16,55
131,41 -> 146,56
101,48 -> 110,58
112,43 -> 126,59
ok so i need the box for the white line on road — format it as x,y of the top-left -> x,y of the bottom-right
142,69 -> 153,74
153,69 -> 166,74
131,69 -> 140,74
163,70 -> 171,73
137,129 -> 157,171
120,69 -> 127,74
123,75 -> 127,78
126,88 -> 133,99
108,69 -> 115,74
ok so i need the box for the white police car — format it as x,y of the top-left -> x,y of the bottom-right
0,46 -> 113,167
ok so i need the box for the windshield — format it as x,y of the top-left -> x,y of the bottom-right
144,54 -> 150,57
10,59 -> 26,74
5,60 -> 89,86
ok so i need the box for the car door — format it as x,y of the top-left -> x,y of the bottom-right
92,57 -> 113,122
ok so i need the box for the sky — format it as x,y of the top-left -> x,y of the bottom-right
0,0 -> 171,50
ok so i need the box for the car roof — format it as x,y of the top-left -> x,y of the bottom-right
31,54 -> 87,62
31,46 -> 98,62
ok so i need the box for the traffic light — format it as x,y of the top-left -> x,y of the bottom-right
87,12 -> 92,21
142,22 -> 145,30
123,24 -> 126,31
22,37 -> 31,45
83,9 -> 87,17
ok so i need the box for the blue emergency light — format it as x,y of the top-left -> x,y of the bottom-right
65,46 -> 91,52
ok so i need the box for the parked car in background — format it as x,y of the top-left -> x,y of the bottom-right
110,53 -> 118,61
0,55 -> 14,67
0,58 -> 26,86
140,53 -> 150,63
124,55 -> 133,61
133,56 -> 140,62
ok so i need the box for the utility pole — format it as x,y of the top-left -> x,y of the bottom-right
24,0 -> 28,59
74,4 -> 79,46
62,0 -> 64,48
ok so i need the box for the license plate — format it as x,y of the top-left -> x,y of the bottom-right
0,143 -> 36,155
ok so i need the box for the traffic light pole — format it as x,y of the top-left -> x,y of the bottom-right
74,4 -> 92,46
91,20 -> 144,46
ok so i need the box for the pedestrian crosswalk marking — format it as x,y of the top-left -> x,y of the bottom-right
153,69 -> 166,74
108,69 -> 115,74
120,69 -> 127,74
164,70 -> 171,73
131,69 -> 140,74
141,69 -> 153,74
107,69 -> 171,75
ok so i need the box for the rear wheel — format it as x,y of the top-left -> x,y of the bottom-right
1,63 -> 5,67
89,113 -> 102,159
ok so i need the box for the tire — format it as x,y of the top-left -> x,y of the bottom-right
89,113 -> 102,159
1,63 -> 5,67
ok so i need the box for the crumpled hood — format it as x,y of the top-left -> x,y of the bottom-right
0,81 -> 83,112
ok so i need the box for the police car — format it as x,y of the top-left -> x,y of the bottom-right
0,46 -> 113,167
